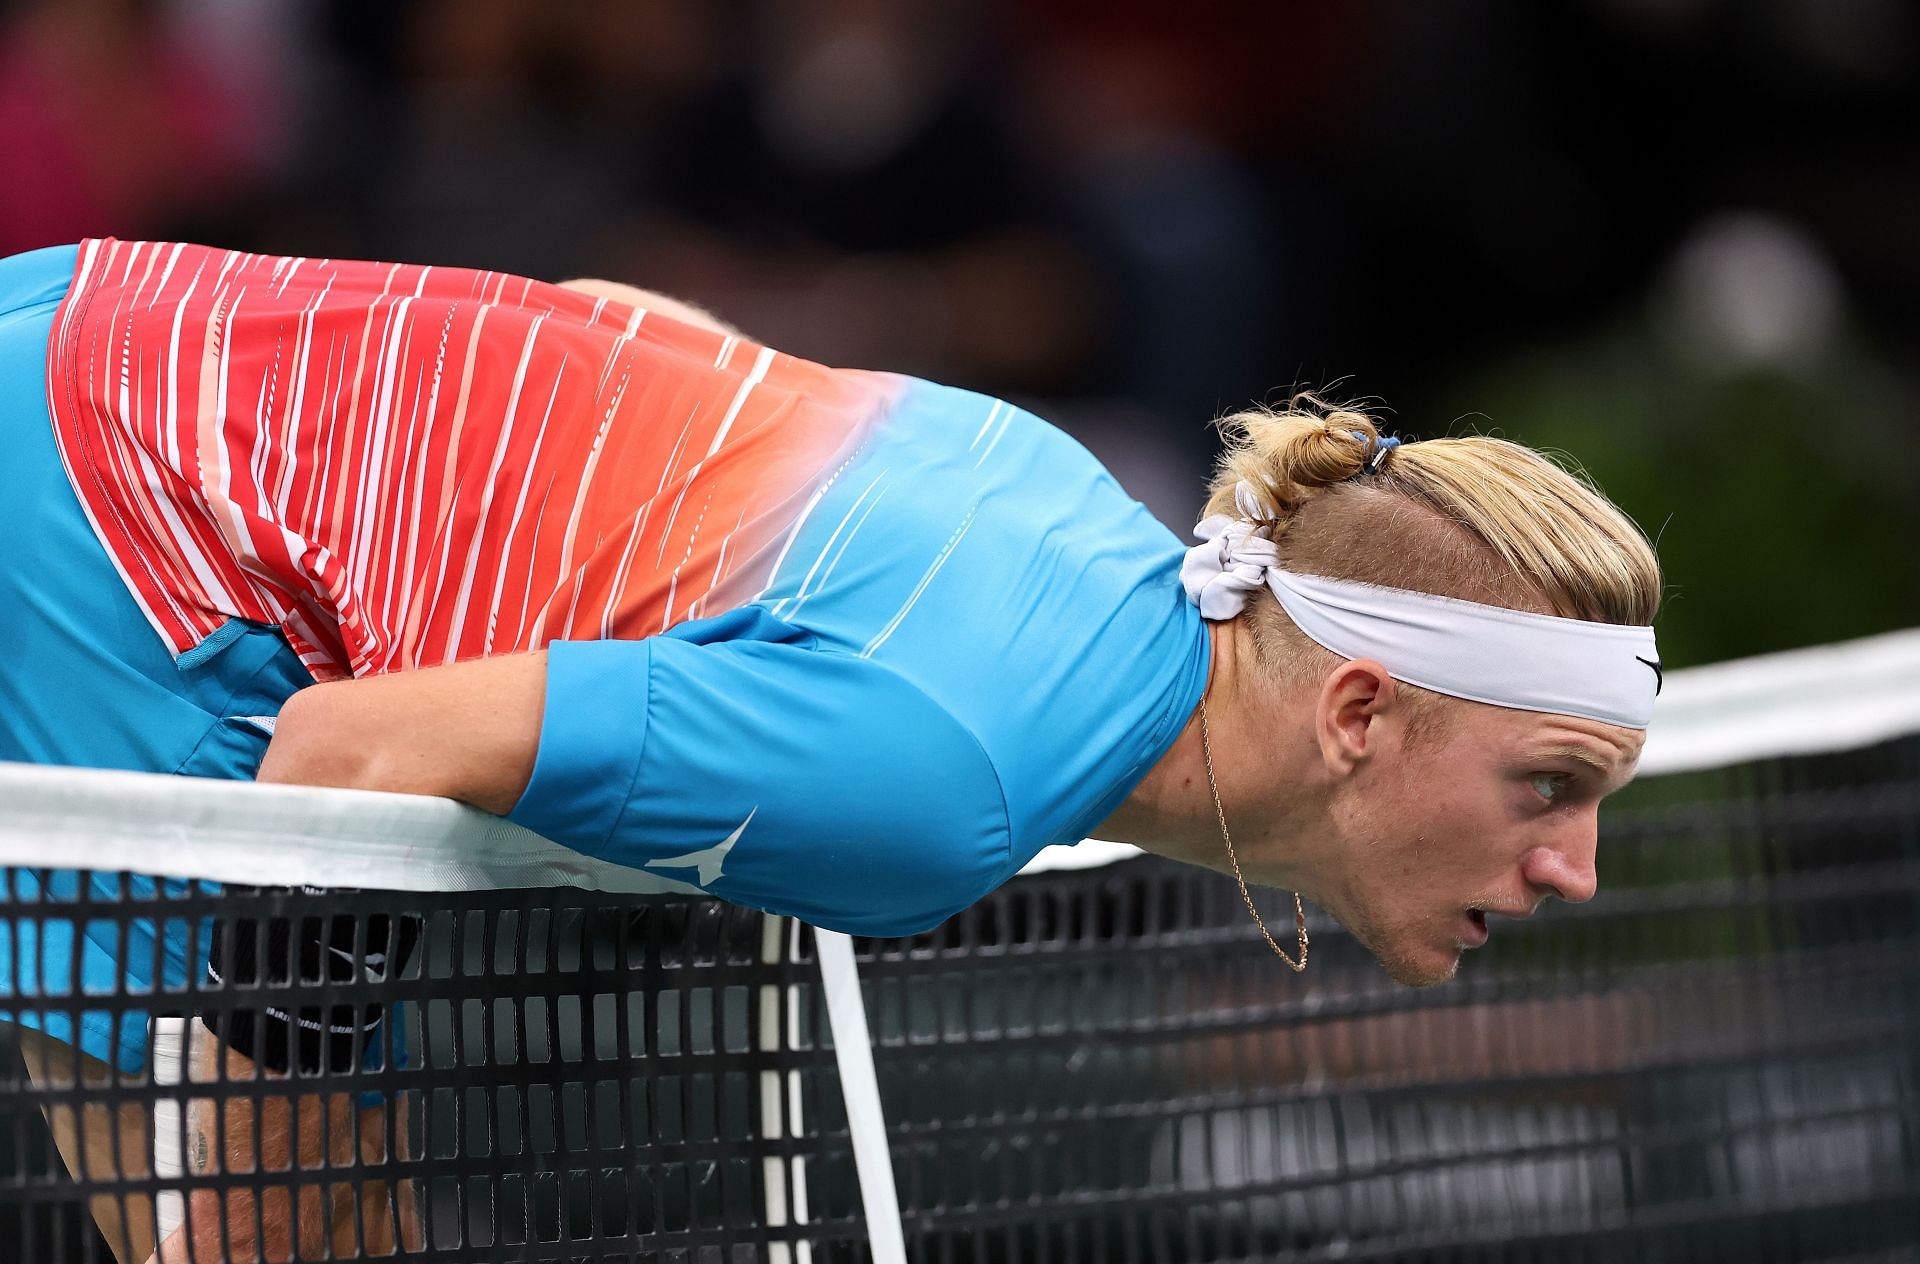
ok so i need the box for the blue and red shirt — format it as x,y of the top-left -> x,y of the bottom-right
40,238 -> 1209,935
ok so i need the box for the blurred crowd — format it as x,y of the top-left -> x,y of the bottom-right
4,0 -> 1917,667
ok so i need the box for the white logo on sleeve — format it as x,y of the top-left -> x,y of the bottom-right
644,809 -> 756,888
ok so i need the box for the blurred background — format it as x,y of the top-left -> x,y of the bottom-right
3,6 -> 1918,1259
4,0 -> 1916,669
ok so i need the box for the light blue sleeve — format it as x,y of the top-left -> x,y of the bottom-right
508,632 -> 1014,937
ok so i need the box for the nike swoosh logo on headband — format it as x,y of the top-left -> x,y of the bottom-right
1635,656 -> 1664,695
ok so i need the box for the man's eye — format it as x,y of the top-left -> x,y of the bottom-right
1530,774 -> 1568,802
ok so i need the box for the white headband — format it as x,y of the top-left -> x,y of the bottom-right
1180,485 -> 1661,728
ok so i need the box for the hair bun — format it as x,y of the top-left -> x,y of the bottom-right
1205,394 -> 1384,528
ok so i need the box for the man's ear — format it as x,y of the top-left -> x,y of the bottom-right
1315,659 -> 1395,775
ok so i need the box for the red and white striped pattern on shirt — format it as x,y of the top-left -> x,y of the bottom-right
44,239 -> 895,680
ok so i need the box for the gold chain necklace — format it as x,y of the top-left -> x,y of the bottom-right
1199,697 -> 1309,972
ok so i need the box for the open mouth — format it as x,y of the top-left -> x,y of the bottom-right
1462,907 -> 1489,946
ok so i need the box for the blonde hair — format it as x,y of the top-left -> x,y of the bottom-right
1207,393 -> 1662,727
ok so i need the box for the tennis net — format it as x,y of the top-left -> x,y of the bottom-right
3,629 -> 1918,1262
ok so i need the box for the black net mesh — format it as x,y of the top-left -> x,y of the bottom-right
4,734 -> 1918,1262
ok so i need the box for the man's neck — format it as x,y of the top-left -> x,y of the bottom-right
1094,618 -> 1329,892
1097,620 -> 1250,854
1091,693 -> 1216,861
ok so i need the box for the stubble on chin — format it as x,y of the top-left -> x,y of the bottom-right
1341,902 -> 1462,988
1379,946 -> 1461,988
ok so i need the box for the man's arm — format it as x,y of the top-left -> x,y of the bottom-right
555,278 -> 744,339
267,636 -> 1010,935
150,1021 -> 418,1263
15,1027 -> 158,1264
256,652 -> 547,815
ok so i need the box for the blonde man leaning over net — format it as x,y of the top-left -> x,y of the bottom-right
4,239 -> 1660,1259
260,392 -> 1663,992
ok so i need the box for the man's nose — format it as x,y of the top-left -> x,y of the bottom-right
1522,815 -> 1599,905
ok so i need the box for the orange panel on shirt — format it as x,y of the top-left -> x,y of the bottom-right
45,239 -> 897,679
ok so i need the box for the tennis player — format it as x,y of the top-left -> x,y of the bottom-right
1,239 -> 1660,1260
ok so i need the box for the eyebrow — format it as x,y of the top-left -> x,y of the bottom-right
1522,743 -> 1627,782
